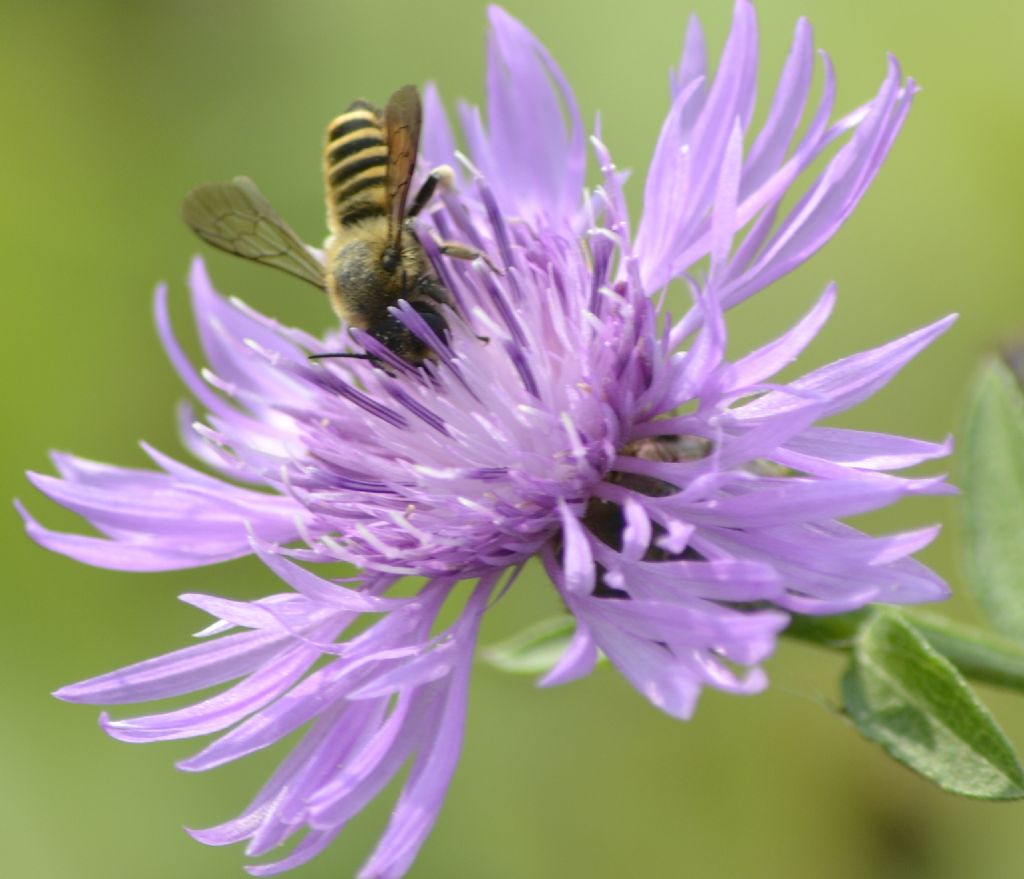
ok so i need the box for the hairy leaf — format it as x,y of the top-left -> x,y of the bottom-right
962,359 -> 1024,640
843,611 -> 1024,799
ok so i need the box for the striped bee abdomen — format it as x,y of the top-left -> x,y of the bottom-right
323,100 -> 388,229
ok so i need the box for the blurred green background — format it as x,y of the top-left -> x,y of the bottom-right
4,0 -> 1024,877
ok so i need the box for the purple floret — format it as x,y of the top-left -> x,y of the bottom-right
21,2 -> 954,876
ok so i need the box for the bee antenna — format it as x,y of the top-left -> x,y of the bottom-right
308,352 -> 374,361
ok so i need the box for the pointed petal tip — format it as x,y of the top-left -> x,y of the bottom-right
98,712 -> 144,742
910,474 -> 956,496
917,523 -> 943,547
898,574 -> 952,604
175,756 -> 206,774
184,824 -> 225,844
189,254 -> 216,302
52,683 -> 87,703
487,4 -> 520,29
153,280 -> 169,312
16,497 -> 51,546
885,52 -> 902,80
906,313 -> 957,346
23,470 -> 51,494
47,448 -> 70,470
933,312 -> 959,334
815,284 -> 838,313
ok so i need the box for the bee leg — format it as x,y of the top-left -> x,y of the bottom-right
407,165 -> 456,218
438,241 -> 501,274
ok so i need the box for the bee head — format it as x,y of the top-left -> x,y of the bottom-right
368,302 -> 451,365
409,301 -> 450,343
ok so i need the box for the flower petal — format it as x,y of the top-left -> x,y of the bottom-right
476,6 -> 585,226
734,314 -> 957,423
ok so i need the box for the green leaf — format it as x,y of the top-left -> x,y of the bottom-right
842,611 -> 1024,799
962,358 -> 1024,640
905,609 -> 1024,693
482,615 -> 577,675
786,607 -> 1024,694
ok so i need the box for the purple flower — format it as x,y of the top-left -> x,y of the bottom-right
21,2 -> 954,877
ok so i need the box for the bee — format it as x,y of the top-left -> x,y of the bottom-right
182,85 -> 480,365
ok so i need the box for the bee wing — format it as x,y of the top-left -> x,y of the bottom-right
182,176 -> 325,290
383,84 -> 422,247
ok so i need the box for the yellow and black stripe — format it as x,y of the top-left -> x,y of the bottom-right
323,100 -> 388,229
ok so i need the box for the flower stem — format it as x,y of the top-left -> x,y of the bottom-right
784,608 -> 1024,692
